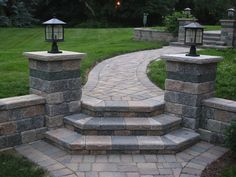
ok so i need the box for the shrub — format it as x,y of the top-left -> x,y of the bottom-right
225,121 -> 236,156
0,15 -> 10,27
164,11 -> 195,36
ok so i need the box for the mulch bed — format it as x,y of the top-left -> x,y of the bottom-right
201,152 -> 236,177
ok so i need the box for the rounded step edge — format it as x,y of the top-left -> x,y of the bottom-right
64,113 -> 182,136
81,96 -> 165,117
45,128 -> 200,154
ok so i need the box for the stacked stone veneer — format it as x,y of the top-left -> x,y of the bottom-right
24,51 -> 86,129
0,95 -> 46,149
220,20 -> 236,47
134,28 -> 176,42
199,98 -> 236,144
162,54 -> 223,130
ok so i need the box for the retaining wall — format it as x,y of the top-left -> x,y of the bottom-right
199,97 -> 236,144
0,94 -> 46,149
134,28 -> 176,42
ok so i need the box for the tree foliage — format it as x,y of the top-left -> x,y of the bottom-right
0,0 -> 236,27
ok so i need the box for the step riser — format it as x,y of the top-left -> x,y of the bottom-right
45,132 -> 200,155
203,37 -> 221,41
203,33 -> 221,38
81,107 -> 164,117
65,123 -> 181,136
46,139 -> 199,155
203,41 -> 226,45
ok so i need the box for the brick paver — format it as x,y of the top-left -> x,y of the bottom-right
15,141 -> 228,177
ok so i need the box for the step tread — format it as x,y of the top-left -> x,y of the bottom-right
202,45 -> 231,49
45,128 -> 200,151
64,113 -> 181,131
203,36 -> 221,41
203,40 -> 226,46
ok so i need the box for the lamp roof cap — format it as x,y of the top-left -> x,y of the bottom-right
43,18 -> 66,25
184,7 -> 191,11
184,22 -> 204,29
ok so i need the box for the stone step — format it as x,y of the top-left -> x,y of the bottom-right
203,32 -> 221,38
202,45 -> 231,49
81,95 -> 165,117
203,36 -> 221,41
45,128 -> 200,154
64,113 -> 181,136
203,40 -> 226,46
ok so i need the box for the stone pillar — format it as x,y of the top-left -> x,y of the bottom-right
24,51 -> 86,128
178,18 -> 197,43
220,20 -> 236,47
161,54 -> 223,130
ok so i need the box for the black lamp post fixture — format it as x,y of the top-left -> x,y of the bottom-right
43,17 -> 66,54
184,22 -> 204,57
184,8 -> 192,18
227,8 -> 235,19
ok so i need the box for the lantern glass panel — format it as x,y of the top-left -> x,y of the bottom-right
46,25 -> 53,41
185,28 -> 195,44
53,25 -> 63,41
196,29 -> 203,44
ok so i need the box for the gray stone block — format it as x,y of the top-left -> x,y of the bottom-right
35,127 -> 47,139
30,77 -> 81,94
63,90 -> 82,102
165,79 -> 215,94
45,92 -> 64,104
0,136 -> 8,149
16,119 -> 32,132
46,103 -> 69,117
182,117 -> 198,129
165,91 -> 214,107
46,115 -> 64,128
30,69 -> 80,81
32,116 -> 45,129
21,129 -> 37,143
182,106 -> 201,118
167,71 -> 216,83
7,133 -> 22,147
198,128 -> 213,142
69,101 -> 81,113
165,102 -> 182,115
0,111 -> 9,123
206,119 -> 221,133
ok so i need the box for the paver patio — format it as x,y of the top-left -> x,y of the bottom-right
16,140 -> 228,177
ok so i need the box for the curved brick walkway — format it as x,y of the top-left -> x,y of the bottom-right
82,46 -> 189,109
15,47 -> 228,177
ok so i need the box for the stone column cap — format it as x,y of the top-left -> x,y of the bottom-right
178,18 -> 197,21
24,51 -> 86,61
161,54 -> 223,64
220,19 -> 236,22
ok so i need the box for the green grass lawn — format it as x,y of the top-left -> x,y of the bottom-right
0,28 -> 162,98
148,48 -> 236,101
204,25 -> 221,31
221,165 -> 236,177
0,151 -> 46,177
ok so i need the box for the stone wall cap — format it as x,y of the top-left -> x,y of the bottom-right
24,51 -> 86,61
203,97 -> 236,113
161,54 -> 223,64
220,19 -> 236,22
178,18 -> 197,21
0,94 -> 45,110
